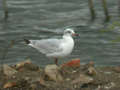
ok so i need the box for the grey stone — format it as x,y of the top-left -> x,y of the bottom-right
3,64 -> 17,77
45,65 -> 63,82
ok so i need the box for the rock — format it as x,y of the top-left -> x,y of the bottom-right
66,78 -> 71,81
18,68 -> 24,72
61,58 -> 80,68
3,82 -> 17,88
15,60 -> 39,71
45,65 -> 63,82
104,82 -> 116,89
114,66 -> 120,73
71,74 -> 93,84
15,59 -> 32,69
39,77 -> 49,87
30,84 -> 37,90
24,77 -> 31,81
17,78 -> 28,87
24,59 -> 32,64
39,77 -> 45,85
24,63 -> 39,71
15,62 -> 25,69
3,64 -> 17,77
87,66 -> 97,75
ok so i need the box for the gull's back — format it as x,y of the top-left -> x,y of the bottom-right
29,38 -> 63,55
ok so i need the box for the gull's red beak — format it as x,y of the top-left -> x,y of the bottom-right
72,33 -> 79,36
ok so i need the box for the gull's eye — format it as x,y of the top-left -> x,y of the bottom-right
67,31 -> 71,34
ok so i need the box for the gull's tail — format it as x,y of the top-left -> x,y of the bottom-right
24,39 -> 30,44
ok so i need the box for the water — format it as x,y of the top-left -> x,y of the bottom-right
0,0 -> 120,66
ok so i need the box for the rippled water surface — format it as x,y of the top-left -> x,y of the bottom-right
0,0 -> 120,66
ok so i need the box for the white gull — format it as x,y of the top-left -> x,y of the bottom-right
24,28 -> 78,64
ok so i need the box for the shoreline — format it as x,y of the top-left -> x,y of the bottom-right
0,59 -> 120,90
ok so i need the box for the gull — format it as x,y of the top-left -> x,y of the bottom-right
24,28 -> 78,65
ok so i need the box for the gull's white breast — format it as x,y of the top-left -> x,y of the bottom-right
47,35 -> 74,58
